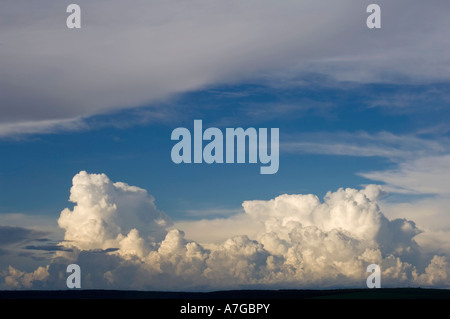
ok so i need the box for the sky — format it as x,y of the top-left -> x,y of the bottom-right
0,0 -> 450,290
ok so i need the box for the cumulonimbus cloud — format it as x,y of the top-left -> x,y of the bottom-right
57,171 -> 172,251
2,171 -> 449,290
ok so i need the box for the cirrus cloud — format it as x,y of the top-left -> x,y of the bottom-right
1,0 -> 450,136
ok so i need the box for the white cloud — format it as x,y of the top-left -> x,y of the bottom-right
361,155 -> 450,195
1,0 -> 450,136
283,131 -> 450,203
282,131 -> 448,161
2,265 -> 49,289
0,118 -> 88,139
2,172 -> 449,290
58,171 -> 172,251
415,256 -> 450,286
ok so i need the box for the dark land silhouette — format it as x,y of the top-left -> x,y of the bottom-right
1,288 -> 449,299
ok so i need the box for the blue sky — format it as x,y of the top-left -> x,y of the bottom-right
1,81 -> 440,219
1,0 -> 450,290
